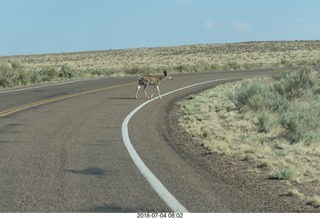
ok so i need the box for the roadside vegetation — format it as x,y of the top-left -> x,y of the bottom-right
0,62 -> 78,87
1,40 -> 320,88
0,61 -> 109,88
178,66 -> 320,207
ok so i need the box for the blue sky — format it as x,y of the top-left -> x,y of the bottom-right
1,0 -> 320,56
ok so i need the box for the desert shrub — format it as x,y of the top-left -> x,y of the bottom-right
232,67 -> 320,144
279,59 -> 293,67
210,63 -> 222,71
124,66 -> 154,75
41,66 -> 59,80
0,62 -> 31,87
306,196 -> 320,208
173,62 -> 216,73
16,69 -> 31,86
138,66 -> 153,75
232,81 -> 264,109
271,69 -> 288,81
223,61 -> 241,70
124,66 -> 141,75
243,63 -> 255,70
174,64 -> 190,73
280,110 -> 301,143
59,64 -> 76,78
11,61 -> 24,71
194,61 -> 212,72
273,67 -> 317,100
269,168 -> 292,180
232,80 -> 288,113
280,99 -> 320,144
0,63 -> 14,87
234,68 -> 318,113
89,68 -> 116,76
255,113 -> 270,133
32,66 -> 59,82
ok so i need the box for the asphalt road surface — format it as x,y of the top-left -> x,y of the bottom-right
0,69 -> 316,212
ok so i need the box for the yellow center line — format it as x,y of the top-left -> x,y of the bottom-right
0,82 -> 136,118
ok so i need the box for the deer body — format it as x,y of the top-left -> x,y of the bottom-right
135,71 -> 172,99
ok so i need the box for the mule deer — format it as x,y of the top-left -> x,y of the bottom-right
135,71 -> 172,99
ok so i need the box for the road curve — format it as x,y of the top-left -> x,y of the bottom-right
0,69 -> 316,212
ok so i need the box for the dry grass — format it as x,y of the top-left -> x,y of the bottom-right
1,40 -> 320,75
306,196 -> 320,208
178,69 -> 320,207
1,40 -> 320,88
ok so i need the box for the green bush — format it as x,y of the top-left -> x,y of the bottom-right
32,66 -> 59,82
255,113 -> 270,133
59,64 -> 76,78
280,99 -> 320,144
174,64 -> 190,73
0,63 -> 14,87
210,63 -> 222,71
232,81 -> 264,109
194,61 -> 212,72
269,168 -> 291,180
273,67 -> 316,100
279,59 -> 293,67
1,62 -> 80,88
232,81 -> 287,112
271,69 -> 288,81
223,61 -> 241,70
124,66 -> 140,75
0,62 -> 31,87
16,69 -> 31,86
124,66 -> 154,75
231,67 -> 320,144
90,69 -> 115,76
280,111 -> 300,143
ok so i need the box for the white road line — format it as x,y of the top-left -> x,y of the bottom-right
121,77 -> 243,212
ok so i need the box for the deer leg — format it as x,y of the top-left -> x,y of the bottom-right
135,85 -> 141,99
143,84 -> 150,99
156,85 -> 161,99
150,85 -> 157,99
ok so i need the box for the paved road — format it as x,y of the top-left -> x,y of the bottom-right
1,69 -> 311,212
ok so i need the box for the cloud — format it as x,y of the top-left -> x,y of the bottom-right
232,20 -> 251,32
205,19 -> 216,29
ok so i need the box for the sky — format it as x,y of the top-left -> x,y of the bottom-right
0,0 -> 320,56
